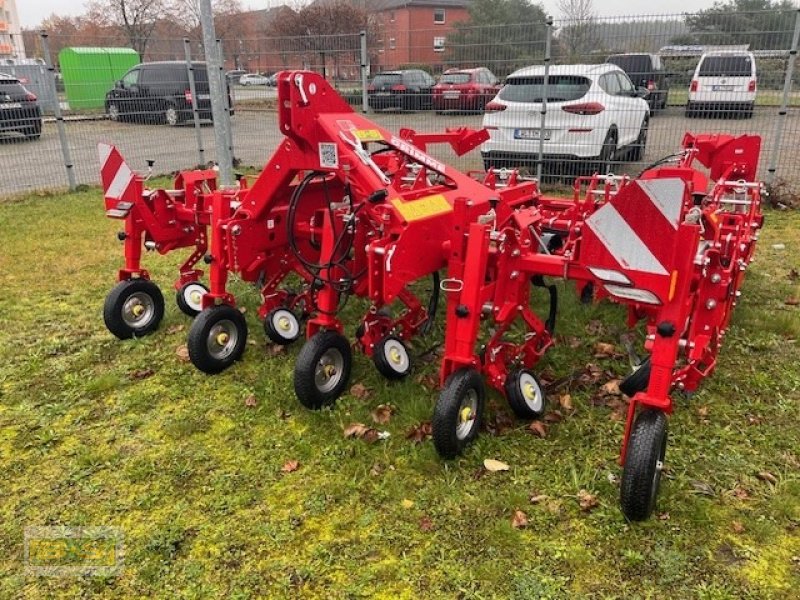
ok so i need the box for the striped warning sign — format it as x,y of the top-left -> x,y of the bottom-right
98,142 -> 135,202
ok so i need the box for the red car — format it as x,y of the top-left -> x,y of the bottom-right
432,67 -> 500,113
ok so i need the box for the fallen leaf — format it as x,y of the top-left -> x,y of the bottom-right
166,324 -> 184,334
511,510 -> 528,529
757,471 -> 778,485
600,379 -> 621,396
175,344 -> 190,362
529,493 -> 548,504
344,422 -> 370,438
544,411 -> 563,423
577,489 -> 599,512
419,516 -> 434,532
244,394 -> 257,408
363,429 -> 381,443
130,368 -> 155,380
732,521 -> 745,534
405,421 -> 432,443
528,421 -> 548,438
747,414 -> 763,426
350,383 -> 371,400
401,499 -> 415,509
691,480 -> 715,496
697,406 -> 709,418
594,342 -> 618,357
371,404 -> 394,424
281,460 -> 299,473
566,336 -> 582,349
732,486 -> 751,500
268,344 -> 286,356
483,458 -> 510,472
585,320 -> 606,336
238,306 -> 247,314
785,298 -> 800,306
369,463 -> 383,477
658,512 -> 671,521
789,268 -> 799,282
559,394 -> 573,411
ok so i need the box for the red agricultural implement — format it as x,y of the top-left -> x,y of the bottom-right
100,71 -> 764,520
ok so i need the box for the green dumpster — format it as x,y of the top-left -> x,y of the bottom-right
58,47 -> 140,110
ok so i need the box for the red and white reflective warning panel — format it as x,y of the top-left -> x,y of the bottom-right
582,178 -> 687,305
98,143 -> 137,213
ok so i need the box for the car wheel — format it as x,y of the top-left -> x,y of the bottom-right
630,118 -> 648,162
595,130 -> 617,175
108,102 -> 120,122
165,104 -> 181,127
684,102 -> 695,119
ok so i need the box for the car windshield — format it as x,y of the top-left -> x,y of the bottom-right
607,55 -> 651,73
0,80 -> 25,95
499,75 -> 590,103
440,73 -> 471,84
699,56 -> 752,77
372,74 -> 402,86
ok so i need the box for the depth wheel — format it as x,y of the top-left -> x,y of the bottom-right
373,335 -> 411,380
176,281 -> 209,317
504,369 -> 547,420
619,356 -> 651,397
294,331 -> 352,410
103,279 -> 164,340
187,305 -> 248,374
620,409 -> 668,521
432,369 -> 485,459
264,308 -> 301,346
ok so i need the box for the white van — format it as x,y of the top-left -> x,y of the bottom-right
686,51 -> 756,118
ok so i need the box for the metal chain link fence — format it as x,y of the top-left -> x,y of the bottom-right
1,9 -> 799,197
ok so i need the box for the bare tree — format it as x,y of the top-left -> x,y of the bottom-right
86,0 -> 168,56
557,0 -> 599,61
167,0 -> 243,39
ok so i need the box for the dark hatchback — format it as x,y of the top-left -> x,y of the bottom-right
0,74 -> 42,140
606,53 -> 668,110
105,61 -> 233,126
368,70 -> 435,111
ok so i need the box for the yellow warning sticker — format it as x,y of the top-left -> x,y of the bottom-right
353,129 -> 384,142
391,194 -> 452,222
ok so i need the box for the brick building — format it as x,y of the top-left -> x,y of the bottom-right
370,0 -> 471,69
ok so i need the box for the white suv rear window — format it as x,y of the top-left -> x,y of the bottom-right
499,75 -> 590,103
699,56 -> 752,77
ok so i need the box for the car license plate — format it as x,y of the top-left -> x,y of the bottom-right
443,91 -> 460,99
515,128 -> 550,140
0,102 -> 22,109
376,92 -> 391,96
197,94 -> 211,100
712,85 -> 734,91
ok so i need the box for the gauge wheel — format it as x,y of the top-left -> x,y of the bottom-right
373,335 -> 411,380
630,118 -> 648,162
432,368 -> 485,459
264,308 -> 302,346
103,279 -> 165,340
176,281 -> 209,317
620,409 -> 668,521
619,357 -> 652,397
504,369 -> 547,420
187,305 -> 248,374
294,331 -> 353,410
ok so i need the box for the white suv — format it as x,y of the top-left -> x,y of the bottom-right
686,52 -> 756,119
481,64 -> 650,174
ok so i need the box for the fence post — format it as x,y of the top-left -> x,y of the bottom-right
216,39 -> 236,166
767,8 -> 800,185
184,38 -> 206,168
360,30 -> 368,113
537,16 -> 554,182
198,0 -> 233,186
40,31 -> 76,192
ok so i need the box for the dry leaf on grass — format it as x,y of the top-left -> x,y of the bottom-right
577,489 -> 599,512
343,423 -> 382,443
371,404 -> 394,424
406,421 -> 432,443
166,324 -> 184,335
244,394 -> 257,408
757,471 -> 778,485
697,406 -> 709,418
544,411 -> 563,423
350,383 -> 371,400
528,421 -> 548,438
559,394 -> 573,411
268,344 -> 286,356
419,516 -> 434,532
280,460 -> 299,473
483,458 -> 510,472
130,368 -> 155,380
594,342 -> 618,357
585,320 -> 606,336
732,521 -> 745,534
511,510 -> 528,529
785,297 -> 800,306
175,344 -> 190,362
529,493 -> 548,504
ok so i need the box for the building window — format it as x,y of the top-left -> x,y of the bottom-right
433,37 -> 445,52
390,11 -> 395,22
389,38 -> 396,50
434,9 -> 445,24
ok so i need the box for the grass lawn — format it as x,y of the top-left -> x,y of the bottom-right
1,188 -> 799,598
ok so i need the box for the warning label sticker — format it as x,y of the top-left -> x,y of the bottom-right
391,194 -> 452,222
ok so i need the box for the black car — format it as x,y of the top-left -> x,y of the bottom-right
368,70 -> 435,111
0,73 -> 42,141
105,61 -> 233,126
606,53 -> 668,110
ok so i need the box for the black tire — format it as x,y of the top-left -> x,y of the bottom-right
103,279 -> 165,340
684,103 -> 695,119
165,103 -> 182,127
595,130 -> 617,175
187,305 -> 248,374
630,118 -> 648,162
619,356 -> 651,397
620,409 -> 668,521
107,102 -> 121,122
743,103 -> 754,119
432,368 -> 485,459
264,307 -> 301,346
294,331 -> 352,409
175,281 -> 209,318
504,369 -> 547,420
373,335 -> 411,380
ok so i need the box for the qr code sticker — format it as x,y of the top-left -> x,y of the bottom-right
319,143 -> 338,169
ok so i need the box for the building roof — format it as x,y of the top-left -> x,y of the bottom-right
368,0 -> 471,10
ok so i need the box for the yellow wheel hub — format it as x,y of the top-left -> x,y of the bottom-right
523,382 -> 537,401
389,347 -> 402,364
132,304 -> 145,317
459,406 -> 473,424
190,291 -> 202,304
323,364 -> 336,377
216,332 -> 230,345
278,316 -> 291,331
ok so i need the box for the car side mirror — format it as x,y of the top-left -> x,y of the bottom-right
635,87 -> 649,98
115,80 -> 123,89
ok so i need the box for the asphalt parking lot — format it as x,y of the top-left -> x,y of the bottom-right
1,105 -> 796,196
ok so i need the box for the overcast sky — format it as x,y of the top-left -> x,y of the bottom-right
18,0 -> 718,28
